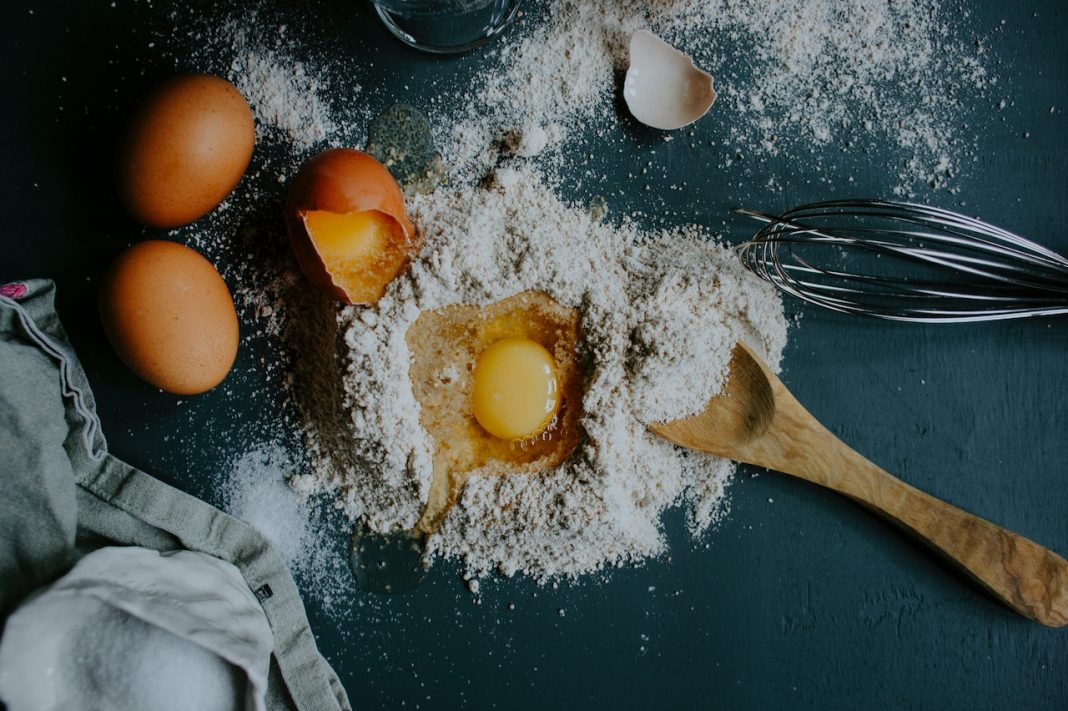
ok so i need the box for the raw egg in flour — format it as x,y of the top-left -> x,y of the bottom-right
99,241 -> 239,395
406,290 -> 583,532
286,148 -> 418,305
471,337 -> 560,440
118,74 -> 254,228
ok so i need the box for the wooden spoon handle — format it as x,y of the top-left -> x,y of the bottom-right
855,470 -> 1068,628
652,343 -> 1068,626
757,399 -> 1068,628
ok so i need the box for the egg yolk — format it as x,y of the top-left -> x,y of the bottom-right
471,338 -> 560,440
301,209 -> 407,302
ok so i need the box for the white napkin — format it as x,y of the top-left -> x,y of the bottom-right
0,546 -> 274,711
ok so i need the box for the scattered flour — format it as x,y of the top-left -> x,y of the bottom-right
219,444 -> 351,611
293,166 -> 789,578
148,0 -> 995,583
229,39 -> 338,151
166,12 -> 363,162
434,0 -> 991,194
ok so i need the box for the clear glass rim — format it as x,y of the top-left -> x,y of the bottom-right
371,0 -> 522,55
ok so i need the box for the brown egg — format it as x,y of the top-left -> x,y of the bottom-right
118,74 -> 255,228
99,241 -> 239,395
286,148 -> 419,305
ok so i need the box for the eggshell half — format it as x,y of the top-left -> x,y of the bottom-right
624,30 -> 716,130
99,241 -> 239,395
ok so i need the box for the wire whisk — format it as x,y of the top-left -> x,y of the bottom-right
735,199 -> 1068,323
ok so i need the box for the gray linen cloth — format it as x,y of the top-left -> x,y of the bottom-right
0,279 -> 351,711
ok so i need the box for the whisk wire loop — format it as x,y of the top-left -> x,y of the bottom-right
735,200 -> 1068,323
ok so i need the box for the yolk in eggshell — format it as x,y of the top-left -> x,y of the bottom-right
301,209 -> 409,303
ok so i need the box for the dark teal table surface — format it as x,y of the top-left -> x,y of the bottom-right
3,1 -> 1066,708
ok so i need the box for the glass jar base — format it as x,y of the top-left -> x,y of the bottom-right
371,0 -> 522,54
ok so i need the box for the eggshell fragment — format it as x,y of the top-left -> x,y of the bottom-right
623,30 -> 716,130
99,241 -> 239,395
286,148 -> 419,305
118,74 -> 255,228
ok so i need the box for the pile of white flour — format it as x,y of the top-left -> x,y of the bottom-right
151,0 -> 993,583
291,166 -> 788,578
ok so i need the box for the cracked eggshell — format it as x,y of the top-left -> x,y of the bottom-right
286,148 -> 418,305
623,30 -> 716,130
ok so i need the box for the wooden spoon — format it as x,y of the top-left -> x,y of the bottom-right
649,342 -> 1068,627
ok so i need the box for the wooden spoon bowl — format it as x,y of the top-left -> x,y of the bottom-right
650,342 -> 1068,627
